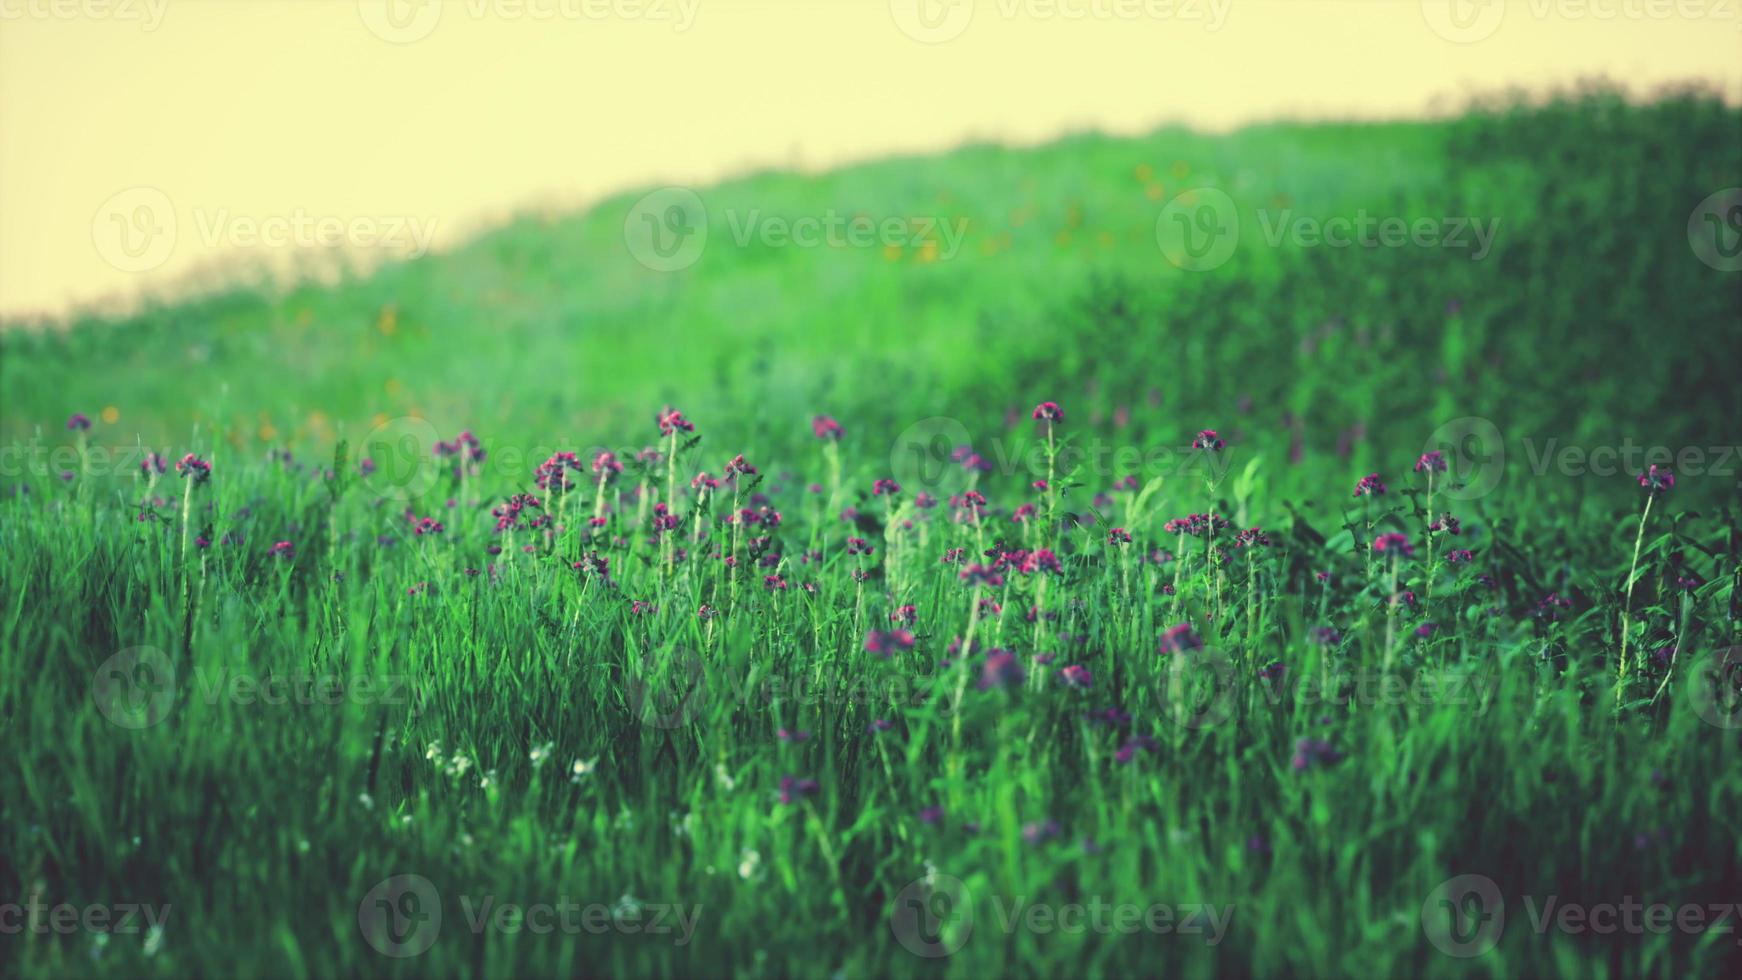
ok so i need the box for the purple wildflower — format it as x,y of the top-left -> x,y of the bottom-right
1291,737 -> 1344,772
1352,473 -> 1387,497
1058,664 -> 1092,689
864,629 -> 916,656
1638,465 -> 1674,496
1159,623 -> 1203,654
977,650 -> 1025,690
176,454 -> 212,484
811,415 -> 844,441
1372,533 -> 1413,556
778,776 -> 819,805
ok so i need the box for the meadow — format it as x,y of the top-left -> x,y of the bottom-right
2,85 -> 1741,977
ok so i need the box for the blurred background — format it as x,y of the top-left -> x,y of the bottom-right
2,0 -> 1739,513
3,0 -> 1738,319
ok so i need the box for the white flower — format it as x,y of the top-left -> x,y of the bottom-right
424,740 -> 442,762
358,792 -> 375,811
671,810 -> 694,838
529,741 -> 555,768
570,757 -> 598,783
714,762 -> 736,792
738,848 -> 763,881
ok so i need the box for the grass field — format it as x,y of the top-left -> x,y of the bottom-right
3,85 -> 1741,977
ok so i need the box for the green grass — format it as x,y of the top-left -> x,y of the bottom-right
2,85 -> 1741,977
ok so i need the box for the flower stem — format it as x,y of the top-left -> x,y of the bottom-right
1382,554 -> 1399,673
1616,492 -> 1655,706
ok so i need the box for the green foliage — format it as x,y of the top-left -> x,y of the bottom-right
2,88 -> 1740,977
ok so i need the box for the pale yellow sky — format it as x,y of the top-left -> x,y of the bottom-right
1,0 -> 1737,319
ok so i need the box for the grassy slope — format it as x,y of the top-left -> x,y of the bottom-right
2,88 -> 1741,977
8,91 -> 1737,508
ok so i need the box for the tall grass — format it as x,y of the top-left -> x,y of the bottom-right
2,88 -> 1740,977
